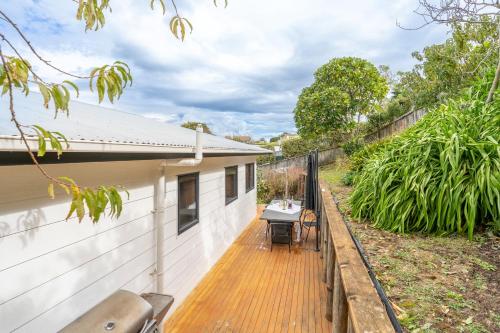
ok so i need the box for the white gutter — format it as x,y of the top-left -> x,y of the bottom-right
0,132 -> 269,155
165,124 -> 204,166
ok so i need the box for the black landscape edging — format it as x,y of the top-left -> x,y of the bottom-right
331,195 -> 404,333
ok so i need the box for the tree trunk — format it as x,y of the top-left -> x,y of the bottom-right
486,55 -> 500,103
486,22 -> 500,104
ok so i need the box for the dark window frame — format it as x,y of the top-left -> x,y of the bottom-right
245,163 -> 255,193
177,172 -> 199,235
225,166 -> 238,205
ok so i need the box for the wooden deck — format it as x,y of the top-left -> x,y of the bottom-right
164,209 -> 332,333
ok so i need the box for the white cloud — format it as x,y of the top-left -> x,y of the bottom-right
0,0 -> 448,138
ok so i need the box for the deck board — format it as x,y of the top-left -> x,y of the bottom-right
164,209 -> 332,333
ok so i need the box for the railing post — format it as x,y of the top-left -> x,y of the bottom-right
319,204 -> 328,259
319,208 -> 324,259
325,234 -> 334,321
347,316 -> 354,333
321,204 -> 328,260
332,261 -> 348,333
322,221 -> 329,283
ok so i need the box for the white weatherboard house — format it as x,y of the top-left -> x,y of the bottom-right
0,93 -> 269,332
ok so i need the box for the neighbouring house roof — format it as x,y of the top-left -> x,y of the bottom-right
0,93 -> 270,161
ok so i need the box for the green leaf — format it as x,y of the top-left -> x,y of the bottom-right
48,183 -> 55,199
96,76 -> 105,103
63,80 -> 80,98
58,176 -> 77,186
59,183 -> 70,195
37,134 -> 46,157
38,83 -> 51,108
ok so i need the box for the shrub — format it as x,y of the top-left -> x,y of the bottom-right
349,138 -> 391,172
281,136 -> 335,159
257,167 -> 306,204
350,86 -> 500,239
341,170 -> 356,186
342,139 -> 364,156
257,154 -> 276,165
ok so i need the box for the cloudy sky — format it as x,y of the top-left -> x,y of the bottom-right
1,0 -> 447,139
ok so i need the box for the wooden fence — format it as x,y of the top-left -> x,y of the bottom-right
318,180 -> 394,332
258,148 -> 344,173
364,109 -> 427,142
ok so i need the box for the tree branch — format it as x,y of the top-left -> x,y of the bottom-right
0,44 -> 69,186
486,20 -> 500,102
0,9 -> 90,80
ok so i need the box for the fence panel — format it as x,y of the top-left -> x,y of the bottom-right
258,147 -> 344,173
364,109 -> 427,142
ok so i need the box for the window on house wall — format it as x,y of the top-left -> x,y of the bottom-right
178,173 -> 199,234
245,163 -> 255,192
225,166 -> 238,205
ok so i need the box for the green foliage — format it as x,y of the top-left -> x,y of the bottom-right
0,56 -> 30,95
257,154 -> 276,165
281,136 -> 334,159
294,57 -> 388,139
89,61 -> 132,103
74,0 -> 225,41
349,139 -> 390,172
281,137 -> 315,158
76,0 -> 111,31
38,81 -> 80,115
31,125 -> 69,158
54,176 -> 128,223
257,170 -> 271,204
341,138 -> 364,157
169,15 -> 193,41
469,256 -> 496,271
365,19 -> 498,132
341,170 -> 356,186
181,121 -> 213,134
401,20 -> 495,109
350,81 -> 500,239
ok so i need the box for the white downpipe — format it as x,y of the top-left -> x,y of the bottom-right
165,124 -> 204,166
153,125 -> 203,292
154,161 -> 166,293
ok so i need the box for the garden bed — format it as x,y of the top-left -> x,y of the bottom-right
320,163 -> 499,333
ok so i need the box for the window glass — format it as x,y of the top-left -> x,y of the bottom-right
178,173 -> 199,234
225,166 -> 238,204
246,163 -> 255,192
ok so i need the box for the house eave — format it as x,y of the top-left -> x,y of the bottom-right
0,136 -> 271,165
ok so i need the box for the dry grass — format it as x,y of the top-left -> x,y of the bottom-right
257,167 -> 305,203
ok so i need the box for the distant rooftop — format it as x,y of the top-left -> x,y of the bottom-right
0,92 -> 270,156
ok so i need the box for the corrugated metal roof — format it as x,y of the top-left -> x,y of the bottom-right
0,92 -> 270,154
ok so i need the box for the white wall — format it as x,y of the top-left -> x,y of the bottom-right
0,155 -> 257,332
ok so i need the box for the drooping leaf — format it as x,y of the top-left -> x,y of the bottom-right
48,183 -> 55,199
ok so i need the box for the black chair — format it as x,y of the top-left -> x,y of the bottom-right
269,222 -> 293,252
300,210 -> 318,242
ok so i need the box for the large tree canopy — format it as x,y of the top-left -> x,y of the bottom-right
294,57 -> 388,139
365,18 -> 499,133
